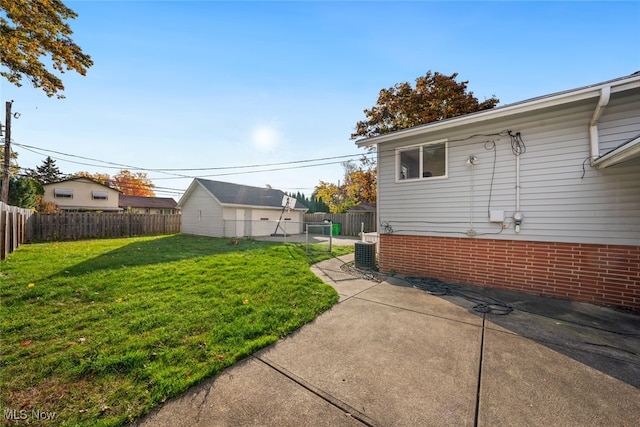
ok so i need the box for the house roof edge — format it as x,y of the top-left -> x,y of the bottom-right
356,72 -> 640,147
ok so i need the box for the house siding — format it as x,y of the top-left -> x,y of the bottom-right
377,96 -> 640,245
598,87 -> 640,154
180,184 -> 225,237
374,84 -> 640,309
43,179 -> 121,211
378,234 -> 640,309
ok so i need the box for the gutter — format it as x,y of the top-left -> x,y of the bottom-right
589,86 -> 611,165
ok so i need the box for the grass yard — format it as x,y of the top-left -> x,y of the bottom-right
0,234 -> 353,426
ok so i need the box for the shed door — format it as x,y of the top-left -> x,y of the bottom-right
235,209 -> 245,237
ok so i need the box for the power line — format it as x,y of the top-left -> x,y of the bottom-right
13,142 -> 374,176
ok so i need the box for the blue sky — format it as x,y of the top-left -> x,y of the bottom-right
2,1 -> 639,200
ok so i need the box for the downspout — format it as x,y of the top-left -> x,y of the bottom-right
515,155 -> 520,212
589,86 -> 611,165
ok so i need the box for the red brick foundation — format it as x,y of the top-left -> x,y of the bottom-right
378,234 -> 640,310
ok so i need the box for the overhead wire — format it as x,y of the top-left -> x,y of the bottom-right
13,142 -> 376,177
13,130 -> 511,179
10,128 -> 513,199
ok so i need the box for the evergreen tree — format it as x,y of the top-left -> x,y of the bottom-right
3,176 -> 43,209
27,156 -> 65,184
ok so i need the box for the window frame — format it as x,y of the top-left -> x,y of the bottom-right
395,139 -> 448,183
53,188 -> 74,199
91,191 -> 109,200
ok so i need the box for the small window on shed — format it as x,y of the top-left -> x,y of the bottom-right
284,218 -> 292,220
54,188 -> 73,198
92,191 -> 108,200
260,217 -> 269,221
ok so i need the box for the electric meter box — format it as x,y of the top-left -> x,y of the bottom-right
489,210 -> 504,222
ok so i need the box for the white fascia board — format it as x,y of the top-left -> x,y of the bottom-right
594,136 -> 640,169
356,74 -> 640,148
177,178 -> 226,208
176,179 -> 199,207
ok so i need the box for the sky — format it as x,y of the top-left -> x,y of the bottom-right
1,0 -> 639,200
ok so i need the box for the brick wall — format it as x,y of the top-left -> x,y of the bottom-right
379,234 -> 640,310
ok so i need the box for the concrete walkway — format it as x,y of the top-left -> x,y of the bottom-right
136,254 -> 640,426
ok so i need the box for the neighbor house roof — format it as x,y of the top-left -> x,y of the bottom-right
347,202 -> 377,213
44,177 -> 121,192
119,195 -> 177,209
177,178 -> 308,210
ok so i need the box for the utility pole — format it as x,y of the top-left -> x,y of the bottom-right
1,101 -> 13,204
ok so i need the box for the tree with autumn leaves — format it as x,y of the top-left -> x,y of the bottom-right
315,71 -> 499,212
314,159 -> 376,214
73,170 -> 156,196
351,70 -> 499,139
1,0 -> 91,208
0,0 -> 93,98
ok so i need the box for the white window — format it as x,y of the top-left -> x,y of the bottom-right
397,140 -> 447,181
54,188 -> 73,198
92,191 -> 108,200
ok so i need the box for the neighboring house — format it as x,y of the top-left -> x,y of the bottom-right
42,178 -> 122,211
119,195 -> 178,214
347,202 -> 377,213
177,178 -> 308,238
356,72 -> 640,310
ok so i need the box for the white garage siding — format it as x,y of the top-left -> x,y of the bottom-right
221,207 -> 305,237
180,184 -> 225,237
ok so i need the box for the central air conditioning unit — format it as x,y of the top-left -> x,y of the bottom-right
354,241 -> 376,269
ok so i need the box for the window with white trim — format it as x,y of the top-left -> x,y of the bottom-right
397,141 -> 447,181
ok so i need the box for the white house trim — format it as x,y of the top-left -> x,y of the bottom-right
356,73 -> 640,148
593,134 -> 640,169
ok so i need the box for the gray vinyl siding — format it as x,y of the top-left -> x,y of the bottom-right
377,95 -> 640,245
180,184 -> 225,237
598,87 -> 640,154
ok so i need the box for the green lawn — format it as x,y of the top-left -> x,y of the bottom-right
0,234 -> 353,426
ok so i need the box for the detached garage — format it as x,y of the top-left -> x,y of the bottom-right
177,178 -> 308,238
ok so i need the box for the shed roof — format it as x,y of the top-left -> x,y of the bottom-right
179,178 -> 307,210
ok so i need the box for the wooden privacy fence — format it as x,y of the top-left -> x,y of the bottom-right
1,202 -> 34,260
29,213 -> 181,242
303,212 -> 377,236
